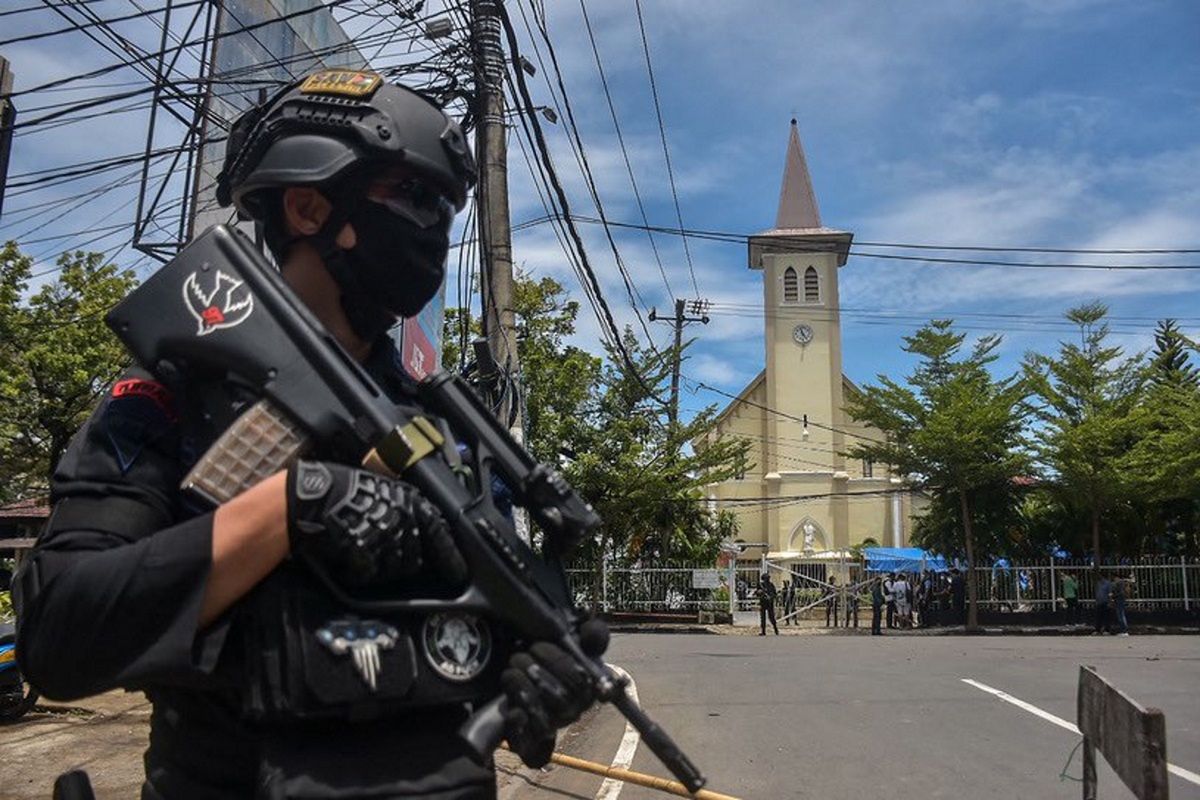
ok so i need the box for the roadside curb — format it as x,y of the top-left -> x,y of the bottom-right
607,624 -> 717,635
607,623 -> 1200,636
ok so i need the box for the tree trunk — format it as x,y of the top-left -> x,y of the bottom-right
1091,503 -> 1101,577
960,490 -> 980,632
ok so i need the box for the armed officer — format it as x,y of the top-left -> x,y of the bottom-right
15,69 -> 605,799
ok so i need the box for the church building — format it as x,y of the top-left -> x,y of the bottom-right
698,121 -> 922,560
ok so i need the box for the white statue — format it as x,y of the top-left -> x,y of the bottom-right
802,521 -> 817,552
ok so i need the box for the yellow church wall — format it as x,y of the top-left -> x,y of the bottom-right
846,479 -> 900,547
703,373 -> 771,481
705,478 -> 770,545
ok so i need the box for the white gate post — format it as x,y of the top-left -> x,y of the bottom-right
601,556 -> 609,613
1049,556 -> 1057,612
727,558 -> 737,618
1182,556 -> 1190,612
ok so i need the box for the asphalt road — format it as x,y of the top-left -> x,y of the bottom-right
509,633 -> 1200,799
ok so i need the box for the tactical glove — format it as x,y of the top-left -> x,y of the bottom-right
502,617 -> 610,767
286,460 -> 468,588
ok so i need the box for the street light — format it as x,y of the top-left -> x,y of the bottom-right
503,106 -> 558,125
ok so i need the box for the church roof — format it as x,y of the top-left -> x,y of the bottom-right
774,119 -> 821,231
749,120 -> 852,267
705,371 -> 864,433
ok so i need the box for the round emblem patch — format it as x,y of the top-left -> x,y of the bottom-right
422,613 -> 491,682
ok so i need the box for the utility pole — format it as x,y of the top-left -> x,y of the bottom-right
471,0 -> 528,541
470,0 -> 519,415
0,57 -> 17,219
650,298 -> 710,426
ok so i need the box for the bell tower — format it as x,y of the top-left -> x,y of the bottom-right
748,120 -> 853,479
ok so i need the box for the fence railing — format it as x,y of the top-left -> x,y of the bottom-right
965,557 -> 1197,611
567,557 -> 1199,615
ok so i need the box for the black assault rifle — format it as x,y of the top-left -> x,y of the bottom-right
106,224 -> 706,794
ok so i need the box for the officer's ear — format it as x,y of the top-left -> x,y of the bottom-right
281,187 -> 356,249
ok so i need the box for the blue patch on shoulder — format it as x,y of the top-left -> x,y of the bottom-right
102,395 -> 174,474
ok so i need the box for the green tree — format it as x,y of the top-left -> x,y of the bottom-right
1147,319 -> 1198,389
844,320 -> 1030,630
567,331 -> 748,566
1024,303 -> 1144,571
1123,319 -> 1200,555
443,279 -> 748,568
0,244 -> 136,501
442,274 -> 602,464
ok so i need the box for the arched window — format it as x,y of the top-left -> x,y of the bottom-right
783,267 -> 798,303
804,266 -> 819,302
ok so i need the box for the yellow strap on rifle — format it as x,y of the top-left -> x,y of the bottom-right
363,417 -> 445,475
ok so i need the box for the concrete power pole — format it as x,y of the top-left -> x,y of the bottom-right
471,0 -> 528,541
470,0 -> 519,413
650,298 -> 710,426
0,57 -> 17,219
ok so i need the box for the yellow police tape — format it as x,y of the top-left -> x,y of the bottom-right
500,743 -> 742,799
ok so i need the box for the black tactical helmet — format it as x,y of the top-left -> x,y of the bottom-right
216,69 -> 475,218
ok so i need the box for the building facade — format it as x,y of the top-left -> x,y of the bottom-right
699,121 -> 921,561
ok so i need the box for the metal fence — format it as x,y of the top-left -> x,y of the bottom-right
566,562 -> 730,613
567,557 -> 1199,614
966,557 -> 1197,612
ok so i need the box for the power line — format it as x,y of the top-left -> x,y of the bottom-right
518,0 -> 662,350
511,214 -> 1200,269
576,0 -> 672,300
633,0 -> 699,298
1,0 -> 357,101
0,0 -> 206,47
495,0 -> 667,406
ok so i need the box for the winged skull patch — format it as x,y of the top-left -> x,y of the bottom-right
316,619 -> 400,692
182,267 -> 254,336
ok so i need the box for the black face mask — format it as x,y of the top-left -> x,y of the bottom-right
319,198 -> 452,342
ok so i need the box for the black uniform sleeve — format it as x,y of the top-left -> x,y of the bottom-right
14,370 -> 229,700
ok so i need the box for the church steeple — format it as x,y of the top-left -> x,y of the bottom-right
774,119 -> 821,230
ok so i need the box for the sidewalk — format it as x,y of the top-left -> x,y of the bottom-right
0,690 -> 150,799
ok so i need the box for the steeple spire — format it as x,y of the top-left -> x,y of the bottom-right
774,119 -> 821,230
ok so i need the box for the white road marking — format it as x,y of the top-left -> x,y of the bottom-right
595,664 -> 641,800
962,678 -> 1200,787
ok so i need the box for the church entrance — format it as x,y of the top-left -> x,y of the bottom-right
767,555 -> 870,627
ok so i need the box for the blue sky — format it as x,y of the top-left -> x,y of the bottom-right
3,0 -> 1199,425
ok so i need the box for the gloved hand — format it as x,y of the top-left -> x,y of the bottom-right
502,617 -> 610,767
286,460 -> 467,588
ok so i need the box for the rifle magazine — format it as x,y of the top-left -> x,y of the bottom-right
182,398 -> 308,505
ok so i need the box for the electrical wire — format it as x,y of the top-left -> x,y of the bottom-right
632,0 -> 699,298
1,0 -> 357,101
517,0 -> 662,351
0,0 -> 206,47
576,0 -> 672,300
496,0 -> 666,405
511,213 -> 1200,270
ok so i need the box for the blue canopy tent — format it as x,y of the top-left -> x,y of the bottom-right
863,547 -> 949,574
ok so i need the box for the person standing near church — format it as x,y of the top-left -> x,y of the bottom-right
782,578 -> 797,626
883,573 -> 897,629
825,574 -> 840,627
757,573 -> 779,635
950,568 -> 967,624
1094,574 -> 1113,634
892,573 -> 911,628
870,576 -> 885,635
1061,571 -> 1079,624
